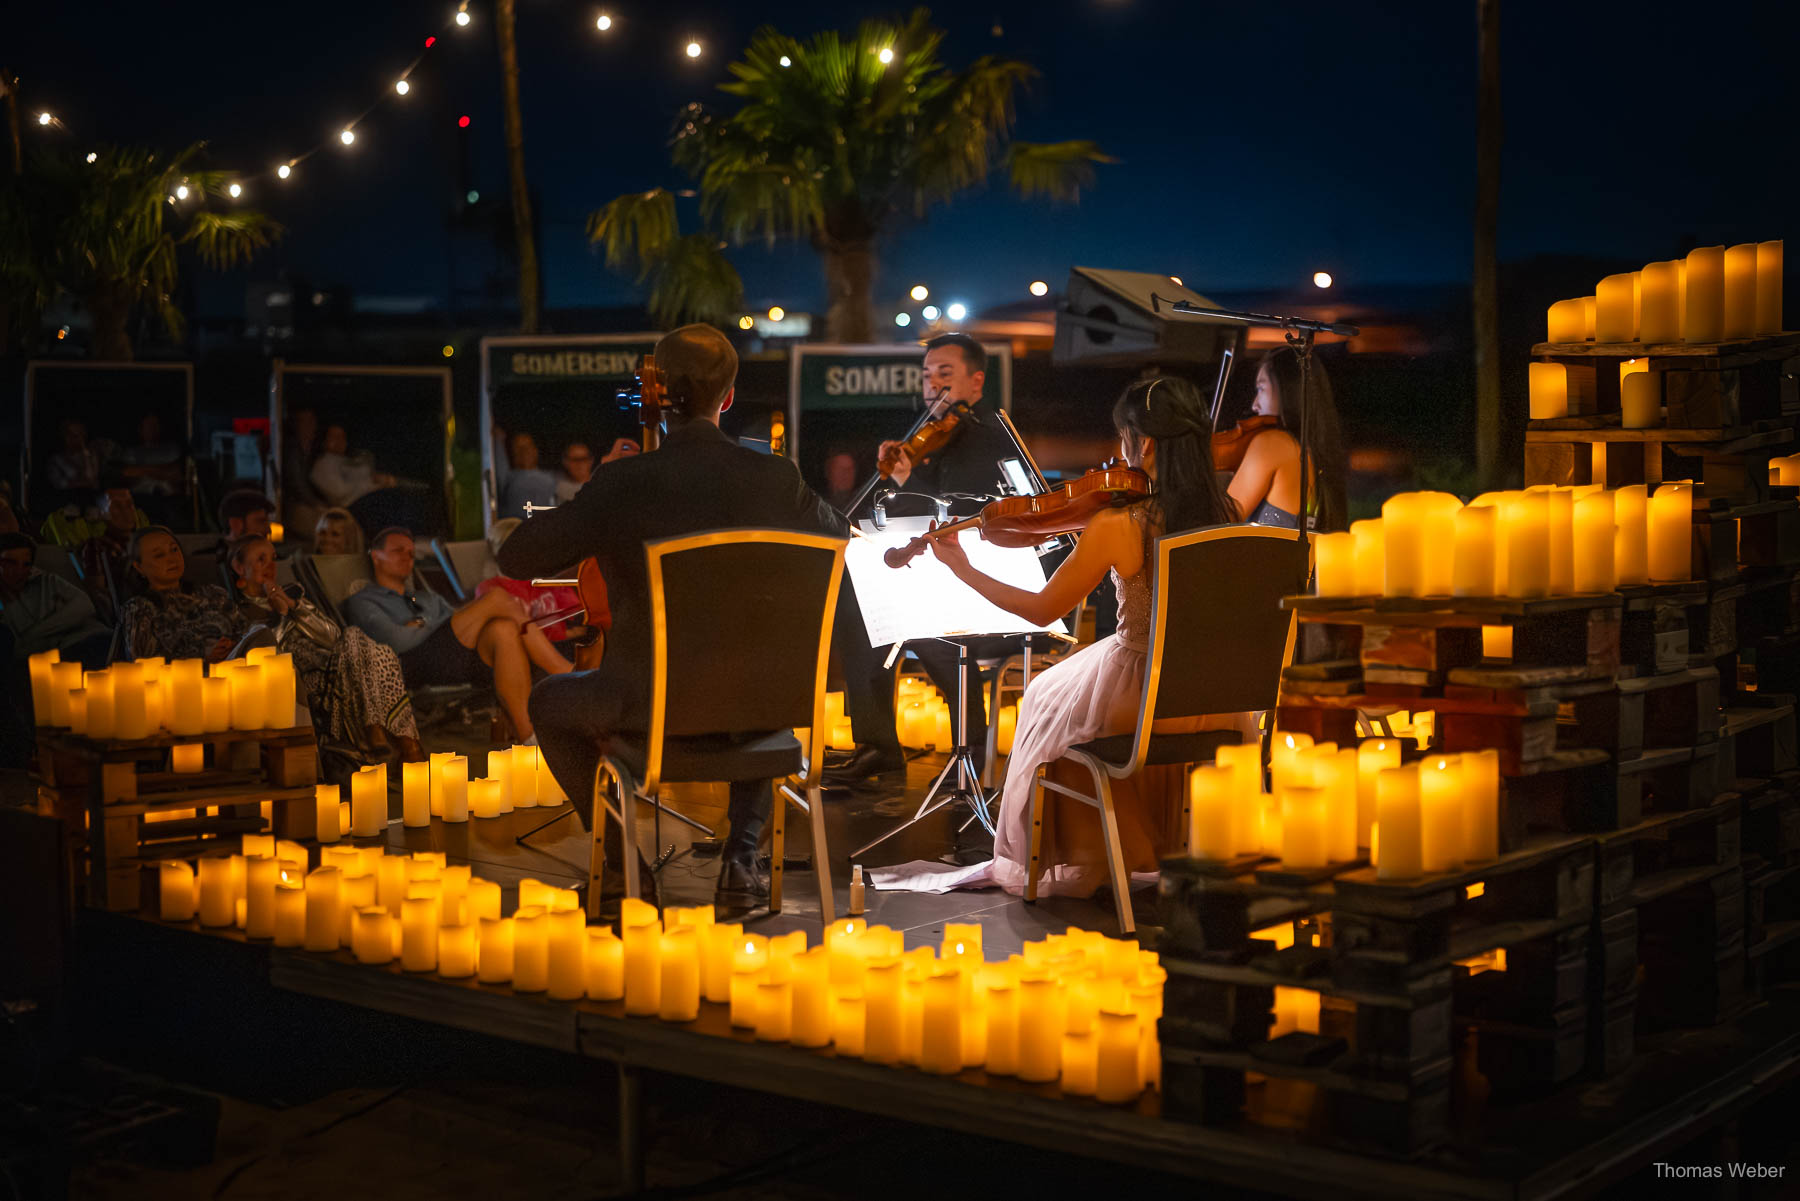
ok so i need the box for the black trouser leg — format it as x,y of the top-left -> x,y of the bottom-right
723,779 -> 772,862
833,574 -> 901,758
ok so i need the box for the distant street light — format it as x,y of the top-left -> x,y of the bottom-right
921,305 -> 940,321
894,312 -> 911,327
1314,271 -> 1333,288
1029,280 -> 1048,297
768,306 -> 785,321
946,302 -> 967,321
909,284 -> 929,301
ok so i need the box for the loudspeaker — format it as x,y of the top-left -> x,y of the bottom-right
1053,267 -> 1243,366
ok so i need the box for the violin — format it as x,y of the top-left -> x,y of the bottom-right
883,462 -> 1153,569
878,399 -> 973,477
1211,414 -> 1282,472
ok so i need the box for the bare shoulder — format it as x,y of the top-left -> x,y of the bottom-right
1247,425 -> 1299,461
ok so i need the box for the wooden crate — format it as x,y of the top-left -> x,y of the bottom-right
1528,331 -> 1800,430
37,725 -> 320,912
1618,581 -> 1705,677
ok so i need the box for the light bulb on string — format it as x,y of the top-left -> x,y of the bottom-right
737,316 -> 754,330
455,8 -> 470,26
909,284 -> 928,301
278,163 -> 292,180
877,47 -> 894,64
174,184 -> 189,201
596,13 -> 612,31
37,112 -> 52,126
686,40 -> 703,58
228,183 -> 242,198
1313,271 -> 1333,289
85,152 -> 97,164
395,79 -> 410,96
1028,280 -> 1048,297
340,129 -> 356,146
767,306 -> 785,322
779,55 -> 791,67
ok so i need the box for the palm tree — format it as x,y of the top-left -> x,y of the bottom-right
1473,0 -> 1503,487
588,8 -> 1110,340
494,0 -> 543,333
0,143 -> 279,360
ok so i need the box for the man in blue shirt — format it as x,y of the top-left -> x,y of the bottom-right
493,430 -> 559,520
342,527 -> 555,742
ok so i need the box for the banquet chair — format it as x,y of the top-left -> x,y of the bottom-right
1024,525 -> 1305,935
585,529 -> 846,923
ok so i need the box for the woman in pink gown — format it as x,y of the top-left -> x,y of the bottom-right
872,376 -> 1247,899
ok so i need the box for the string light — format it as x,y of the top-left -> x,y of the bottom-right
454,9 -> 471,26
946,302 -> 967,321
395,79 -> 410,95
909,284 -> 929,301
1313,271 -> 1334,288
596,13 -> 613,31
767,305 -> 785,321
779,55 -> 791,67
340,129 -> 356,146
174,184 -> 189,200
1028,280 -> 1048,297
894,312 -> 911,327
737,315 -> 754,330
686,40 -> 703,58
442,345 -> 456,357
921,305 -> 940,321
37,112 -> 52,126
228,182 -> 243,198
278,164 -> 293,180
85,151 -> 97,163
877,47 -> 894,64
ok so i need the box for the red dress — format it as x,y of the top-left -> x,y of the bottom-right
474,575 -> 598,640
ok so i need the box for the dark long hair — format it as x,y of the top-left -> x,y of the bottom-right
1112,376 -> 1238,535
1261,345 -> 1348,533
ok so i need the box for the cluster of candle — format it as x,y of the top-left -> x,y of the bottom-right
809,686 -> 1018,757
158,845 -> 1165,1104
1529,357 -> 1671,427
1545,240 -> 1783,345
1314,484 -> 1692,600
305,746 -> 566,839
26,649 -> 299,764
1188,733 -> 1499,873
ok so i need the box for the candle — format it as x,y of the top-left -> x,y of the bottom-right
228,664 -> 265,731
702,922 -> 744,1004
1573,492 -> 1617,594
243,854 -> 278,939
439,756 -> 469,822
399,895 -> 439,971
1017,976 -> 1065,1083
1188,764 -> 1234,860
1280,785 -> 1329,868
1061,1031 -> 1098,1096
351,907 -> 394,964
48,661 -> 81,727
1351,519 -> 1385,597
82,670 -> 114,739
1540,488 -> 1573,596
1314,531 -> 1356,597
755,980 -> 794,1042
338,874 -> 376,944
170,742 -> 204,773
1483,625 -> 1513,659
1502,491 -> 1550,599
1596,272 -> 1636,342
475,917 -> 514,985
862,959 -> 904,1065
790,948 -> 832,1048
931,707 -> 951,753
263,654 -> 297,728
1723,243 -> 1758,341
1528,362 -> 1569,420
920,970 -> 965,1075
1270,731 -> 1314,796
1453,504 -> 1497,597
985,980 -> 1020,1076
1419,756 -> 1463,873
427,752 -> 452,817
468,778 -> 502,819
1095,1010 -> 1142,1103
901,976 -> 925,1066
1376,767 -> 1423,880
1621,369 -> 1660,429
508,745 -> 539,809
1381,494 -> 1424,596
303,867 -> 341,951
197,857 -> 234,927
1546,298 -> 1586,343
1649,482 -> 1693,582
1461,748 -> 1500,861
65,684 -> 88,734
271,882 -> 305,946
1615,485 -> 1650,586
1639,261 -> 1680,343
571,928 -> 623,1002
197,676 -> 230,734
308,783 -> 338,842
401,761 -> 431,827
1756,241 -> 1783,334
510,907 -> 548,991
107,661 -> 148,739
1214,742 -> 1262,856
1316,746 -> 1359,862
348,767 -> 383,837
159,860 -> 196,921
1684,246 -> 1724,343
623,919 -> 663,1016
27,650 -> 58,726
548,909 -> 588,1001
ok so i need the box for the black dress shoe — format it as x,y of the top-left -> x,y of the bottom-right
713,855 -> 769,920
821,744 -> 906,789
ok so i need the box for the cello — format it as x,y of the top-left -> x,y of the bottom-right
882,462 -> 1153,569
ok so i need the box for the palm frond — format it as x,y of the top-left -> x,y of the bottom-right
1005,140 -> 1117,204
585,188 -> 678,278
180,209 -> 283,269
645,233 -> 744,328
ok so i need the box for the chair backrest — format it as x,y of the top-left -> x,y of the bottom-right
643,529 -> 846,789
34,544 -> 81,587
302,553 -> 373,623
432,538 -> 496,603
1129,525 -> 1305,763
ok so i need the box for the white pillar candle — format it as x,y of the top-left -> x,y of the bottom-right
1683,246 -> 1724,343
313,784 -> 341,842
1418,756 -> 1463,873
1723,243 -> 1758,341
1270,731 -> 1314,797
399,894 -> 439,972
790,947 -> 832,1049
437,922 -> 476,978
586,928 -> 626,1000
48,661 -> 82,727
1375,766 -> 1423,880
1188,764 -> 1234,860
1621,370 -> 1660,429
509,745 -> 540,809
1462,749 -> 1500,861
338,874 -> 376,944
1421,493 -> 1459,597
1316,746 -> 1360,863
657,925 -> 701,1020
1314,531 -> 1356,597
65,687 -> 88,735
1614,485 -> 1649,586
303,867 -> 342,952
1528,362 -> 1569,420
167,658 -> 205,735
199,676 -> 231,733
1453,504 -> 1497,597
1501,491 -> 1550,599
273,882 -> 306,946
1095,1009 -> 1142,1104
197,857 -> 235,927
469,777 -> 502,819
1649,482 -> 1693,582
263,653 -> 297,729
244,854 -> 278,939
1639,261 -> 1680,343
170,742 -> 204,773
1573,492 -> 1617,594
159,860 -> 197,921
1596,272 -> 1637,342
1214,743 -> 1262,857
1351,519 -> 1384,597
402,761 -> 430,827
353,907 -> 396,965
226,665 -> 264,731
439,756 -> 469,822
1356,739 -> 1400,849
1279,785 -> 1329,868
27,650 -> 58,726
623,919 -> 663,1016
1546,298 -> 1586,343
478,916 -> 515,984
1540,488 -> 1574,596
349,766 -> 384,837
83,670 -> 115,739
1381,494 -> 1425,597
1755,241 -> 1783,335
110,661 -> 150,740
1581,295 -> 1597,339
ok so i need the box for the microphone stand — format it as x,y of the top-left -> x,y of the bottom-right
1150,296 -> 1360,590
840,387 -> 952,519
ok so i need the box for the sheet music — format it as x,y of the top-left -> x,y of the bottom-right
844,520 -> 1068,647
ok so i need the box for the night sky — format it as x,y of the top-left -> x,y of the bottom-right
17,0 -> 1798,321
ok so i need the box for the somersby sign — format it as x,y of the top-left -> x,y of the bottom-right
786,342 -> 1012,459
486,337 -> 658,388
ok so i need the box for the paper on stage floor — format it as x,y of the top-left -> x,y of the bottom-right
844,519 -> 1067,648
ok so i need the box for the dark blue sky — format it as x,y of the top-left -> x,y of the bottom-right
19,0 -> 1797,320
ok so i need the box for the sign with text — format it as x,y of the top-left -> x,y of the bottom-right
785,342 -> 1012,465
485,335 -> 658,388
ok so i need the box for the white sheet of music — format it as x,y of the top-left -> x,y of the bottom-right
845,518 -> 1068,647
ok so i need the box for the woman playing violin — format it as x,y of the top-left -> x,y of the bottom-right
1224,346 -> 1348,533
899,375 -> 1251,900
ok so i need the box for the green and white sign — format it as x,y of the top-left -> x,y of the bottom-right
483,334 -> 658,388
786,342 -> 1012,460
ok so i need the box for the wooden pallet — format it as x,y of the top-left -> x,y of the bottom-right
36,725 -> 320,911
1524,422 -> 1795,498
1528,331 -> 1800,431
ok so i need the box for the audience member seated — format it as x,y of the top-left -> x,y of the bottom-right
475,517 -> 598,662
310,424 -> 396,510
282,406 -> 328,542
493,428 -> 557,519
342,527 -> 564,743
227,534 -> 423,761
311,507 -> 366,556
213,490 -> 275,559
45,418 -> 103,502
120,527 -> 261,663
0,533 -> 112,668
554,438 -> 638,504
77,483 -> 144,620
821,447 -> 859,512
113,412 -> 186,518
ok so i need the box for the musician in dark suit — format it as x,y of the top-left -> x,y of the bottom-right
826,332 -> 1022,789
498,325 -> 847,916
